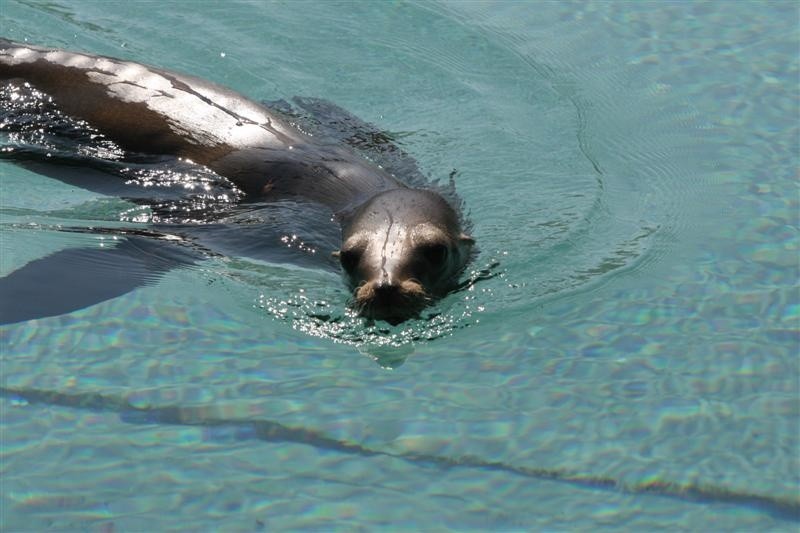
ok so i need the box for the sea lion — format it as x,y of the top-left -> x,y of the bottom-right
0,39 -> 473,323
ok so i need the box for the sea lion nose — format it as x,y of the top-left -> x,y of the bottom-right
374,278 -> 399,297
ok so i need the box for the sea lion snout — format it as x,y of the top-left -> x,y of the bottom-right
354,277 -> 429,324
341,235 -> 433,322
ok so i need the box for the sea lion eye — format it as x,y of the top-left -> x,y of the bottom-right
339,249 -> 361,272
421,243 -> 448,268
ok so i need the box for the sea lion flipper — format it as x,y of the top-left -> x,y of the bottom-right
0,237 -> 197,325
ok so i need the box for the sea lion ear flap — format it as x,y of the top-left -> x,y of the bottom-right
459,233 -> 475,245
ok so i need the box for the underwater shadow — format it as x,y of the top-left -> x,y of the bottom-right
2,386 -> 797,523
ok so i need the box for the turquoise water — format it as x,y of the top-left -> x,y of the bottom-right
1,0 -> 798,530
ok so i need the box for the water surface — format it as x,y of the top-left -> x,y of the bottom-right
1,1 -> 798,530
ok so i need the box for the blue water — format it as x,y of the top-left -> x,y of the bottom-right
1,0 -> 798,530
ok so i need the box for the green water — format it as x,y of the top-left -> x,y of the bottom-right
1,1 -> 798,530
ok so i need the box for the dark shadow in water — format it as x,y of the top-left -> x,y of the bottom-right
2,386 -> 797,523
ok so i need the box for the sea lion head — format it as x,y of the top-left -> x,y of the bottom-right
337,188 -> 474,324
